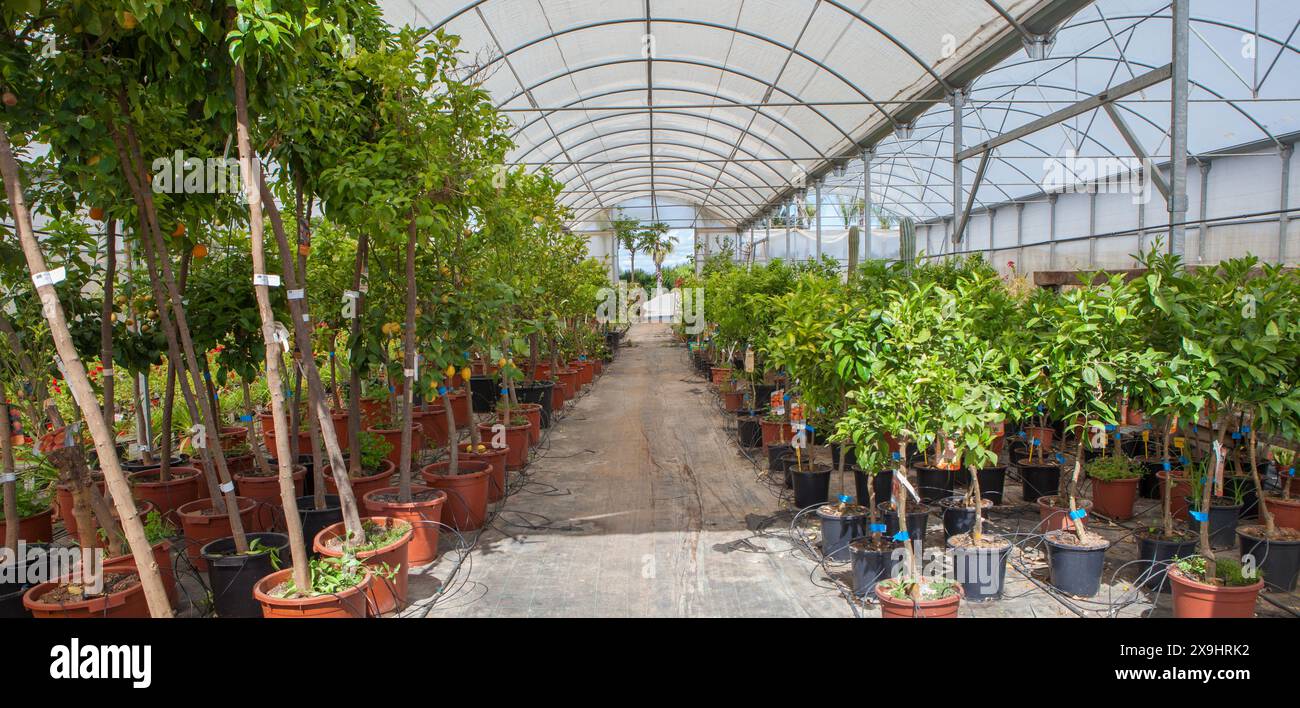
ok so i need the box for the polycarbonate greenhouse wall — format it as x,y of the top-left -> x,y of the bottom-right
381,1 -> 1300,277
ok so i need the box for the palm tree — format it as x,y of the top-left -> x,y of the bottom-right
613,214 -> 643,286
644,225 -> 678,293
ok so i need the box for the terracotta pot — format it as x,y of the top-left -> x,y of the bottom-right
1264,496 -> 1300,530
359,397 -> 388,427
722,390 -> 744,412
366,426 -> 418,467
1157,470 -> 1193,521
261,413 -> 312,458
1169,566 -> 1263,618
176,496 -> 258,571
1089,476 -> 1140,520
478,421 -> 531,470
363,486 -> 446,565
570,360 -> 593,387
420,460 -> 491,531
329,410 -> 350,452
218,426 -> 250,452
416,405 -> 451,447
234,464 -> 307,508
760,418 -> 789,451
23,563 -> 151,618
592,360 -> 603,376
463,448 -> 509,502
875,582 -> 963,618
551,380 -> 567,410
1037,496 -> 1093,532
1127,409 -> 1147,426
129,466 -> 202,524
499,403 -> 542,446
558,369 -> 580,400
222,453 -> 256,477
710,367 -> 732,386
255,566 -> 372,618
103,539 -> 177,606
314,516 -> 413,615
0,505 -> 54,544
532,362 -> 553,380
1024,426 -> 1055,451
449,391 -> 470,429
322,459 -> 396,501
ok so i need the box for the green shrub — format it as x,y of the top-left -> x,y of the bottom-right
1086,454 -> 1142,481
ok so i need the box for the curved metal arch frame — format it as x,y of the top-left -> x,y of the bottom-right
566,173 -> 757,220
543,137 -> 793,192
482,17 -> 900,132
568,191 -> 740,224
562,160 -> 778,210
499,57 -> 859,147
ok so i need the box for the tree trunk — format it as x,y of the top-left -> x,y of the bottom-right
398,212 -> 418,503
1,403 -> 17,554
348,234 -> 369,478
1068,437 -> 1087,538
0,125 -> 173,617
1245,415 -> 1274,536
100,219 -> 117,429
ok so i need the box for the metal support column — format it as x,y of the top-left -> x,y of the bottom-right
1015,202 -> 1025,269
1197,160 -> 1212,262
1169,0 -> 1191,255
814,180 -> 823,260
1281,144 -> 1294,263
1088,192 -> 1098,268
1048,193 -> 1059,270
951,90 -> 965,246
863,149 -> 874,261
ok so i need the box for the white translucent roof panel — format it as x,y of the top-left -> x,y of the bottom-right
380,1 -> 1300,228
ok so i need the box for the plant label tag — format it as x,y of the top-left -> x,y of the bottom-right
0,473 -> 16,484
895,473 -> 921,503
31,267 -> 67,288
219,481 -> 235,494
1212,440 -> 1226,496
101,368 -> 113,378
287,288 -> 305,300
253,273 -> 281,287
1174,437 -> 1185,450
744,349 -> 754,373
770,389 -> 784,415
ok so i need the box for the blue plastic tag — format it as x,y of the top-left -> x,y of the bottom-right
1032,438 -> 1041,447
838,494 -> 852,504
437,386 -> 447,396
1037,404 -> 1045,413
892,531 -> 909,542
580,355 -> 587,361
1163,462 -> 1172,471
892,451 -> 901,461
388,387 -> 395,394
1055,453 -> 1065,464
1069,509 -> 1088,521
1242,426 -> 1251,434
1289,467 -> 1296,477
1179,456 -> 1189,466
783,394 -> 791,401
869,524 -> 887,534
1018,431 -> 1026,438
1190,510 -> 1209,523
1232,431 -> 1242,440
329,351 -> 335,358
238,415 -> 253,422
1116,432 -> 1122,439
499,388 -> 509,396
1144,423 -> 1153,430
805,425 -> 815,433
1104,424 -> 1116,432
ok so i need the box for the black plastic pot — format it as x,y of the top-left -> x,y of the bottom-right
1017,461 -> 1061,503
753,383 -> 777,407
1223,476 -> 1259,519
469,375 -> 498,414
736,415 -> 763,448
1186,498 -> 1242,548
879,502 -> 929,550
849,540 -> 898,598
515,380 -> 556,428
1135,532 -> 1197,592
768,444 -> 793,489
1237,528 -> 1300,592
947,536 -> 1012,601
122,455 -> 188,473
912,465 -> 954,504
1044,531 -> 1111,597
297,494 -> 342,557
791,464 -> 832,509
268,454 -> 314,497
817,506 -> 868,562
939,496 -> 992,539
0,542 -> 48,618
1136,459 -> 1166,499
829,443 -> 857,471
971,466 -> 1006,505
853,467 -> 894,509
202,532 -> 291,618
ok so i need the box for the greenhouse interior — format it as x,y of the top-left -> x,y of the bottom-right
2,0 -> 1300,650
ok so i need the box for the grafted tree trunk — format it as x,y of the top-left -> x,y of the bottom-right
0,125 -> 173,617
2,403 -> 18,554
100,219 -> 117,427
398,211 -> 418,502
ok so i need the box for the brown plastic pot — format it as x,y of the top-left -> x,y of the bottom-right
449,391 -> 470,429
363,486 -> 447,565
234,464 -> 306,508
558,369 -> 579,400
760,418 -> 789,451
103,539 -> 177,606
254,566 -> 372,618
129,466 -> 202,524
463,447 -> 509,502
1157,470 -> 1193,521
218,426 -> 250,451
1089,476 -> 1140,520
322,459 -> 396,501
176,496 -> 258,571
570,360 -> 593,386
551,380 -> 567,410
416,405 -> 450,447
359,398 -> 387,428
420,460 -> 491,531
1264,495 -> 1300,530
592,360 -> 603,376
366,426 -> 415,468
314,516 -> 413,615
1037,496 -> 1093,532
722,390 -> 744,412
22,563 -> 151,618
478,422 -> 531,470
875,581 -> 963,618
0,505 -> 54,544
499,403 -> 542,446
710,367 -> 732,386
1024,426 -> 1055,451
1169,566 -> 1263,618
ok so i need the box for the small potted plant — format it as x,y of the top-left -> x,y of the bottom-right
1168,555 -> 1263,618
1086,454 -> 1143,520
255,552 -> 376,618
313,516 -> 414,615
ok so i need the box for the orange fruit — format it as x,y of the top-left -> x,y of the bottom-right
172,223 -> 186,237
191,244 -> 208,258
89,206 -> 105,221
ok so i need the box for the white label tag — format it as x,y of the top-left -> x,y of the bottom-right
0,473 -> 16,484
895,473 -> 921,503
253,273 -> 281,287
219,481 -> 235,494
403,369 -> 415,378
31,267 -> 67,287
272,322 -> 291,353
287,288 -> 305,300
101,368 -> 114,378
301,313 -> 310,323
